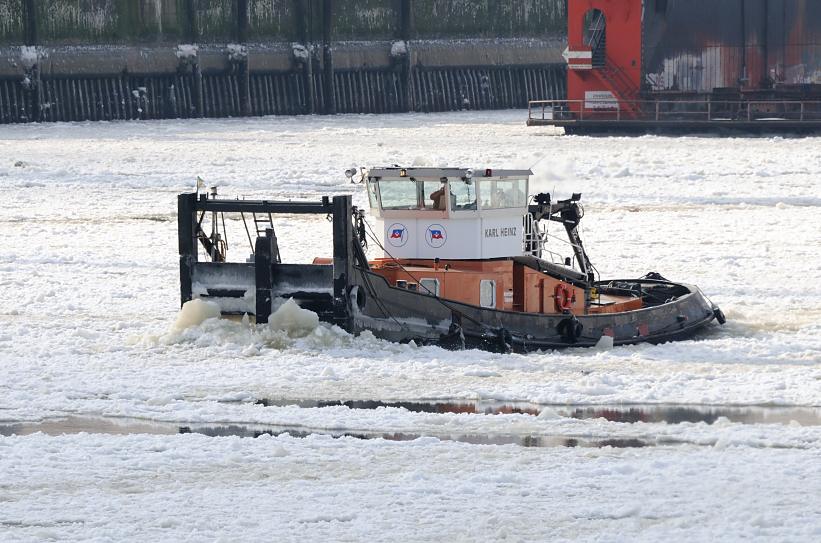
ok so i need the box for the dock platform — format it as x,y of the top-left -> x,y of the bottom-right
527,99 -> 821,135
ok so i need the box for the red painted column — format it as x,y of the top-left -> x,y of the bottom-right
566,0 -> 643,115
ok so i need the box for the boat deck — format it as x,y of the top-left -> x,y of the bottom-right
589,294 -> 643,314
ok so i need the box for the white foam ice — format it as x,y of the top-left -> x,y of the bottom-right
1,110 -> 820,541
172,299 -> 221,331
268,298 -> 320,337
594,335 -> 614,350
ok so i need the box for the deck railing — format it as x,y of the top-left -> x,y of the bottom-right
528,99 -> 821,123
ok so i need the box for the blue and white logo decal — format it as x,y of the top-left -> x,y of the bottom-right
425,224 -> 447,248
386,223 -> 408,247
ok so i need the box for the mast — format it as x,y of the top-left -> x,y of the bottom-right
529,193 -> 594,281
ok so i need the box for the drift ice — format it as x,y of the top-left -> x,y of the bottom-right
177,167 -> 724,352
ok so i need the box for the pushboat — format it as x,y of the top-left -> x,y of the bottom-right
177,167 -> 724,353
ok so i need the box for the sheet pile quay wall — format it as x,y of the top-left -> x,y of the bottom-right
0,0 -> 567,123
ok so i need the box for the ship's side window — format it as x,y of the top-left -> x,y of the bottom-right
419,278 -> 440,296
423,180 -> 445,209
480,280 -> 496,308
367,181 -> 379,209
480,179 -> 528,209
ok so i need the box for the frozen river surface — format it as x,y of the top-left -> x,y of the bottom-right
0,111 -> 820,541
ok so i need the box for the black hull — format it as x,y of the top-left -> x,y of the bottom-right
349,270 -> 718,353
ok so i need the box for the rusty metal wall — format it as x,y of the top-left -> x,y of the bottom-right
642,0 -> 821,94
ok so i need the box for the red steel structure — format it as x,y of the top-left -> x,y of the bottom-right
565,0 -> 643,115
530,0 -> 821,133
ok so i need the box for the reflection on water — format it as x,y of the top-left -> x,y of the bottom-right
255,398 -> 821,426
0,416 -> 178,437
179,425 -> 637,448
567,405 -> 821,425
255,398 -> 541,416
1,402 -> 817,450
0,417 -> 647,448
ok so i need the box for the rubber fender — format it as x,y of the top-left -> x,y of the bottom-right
498,328 -> 513,354
557,317 -> 583,343
714,307 -> 726,325
348,285 -> 367,311
440,322 -> 466,351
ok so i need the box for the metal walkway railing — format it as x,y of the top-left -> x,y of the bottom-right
528,99 -> 821,123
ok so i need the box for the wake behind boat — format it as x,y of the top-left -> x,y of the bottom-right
177,167 -> 724,352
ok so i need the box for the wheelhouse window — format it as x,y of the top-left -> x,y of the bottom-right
378,178 -> 421,210
374,178 -> 456,211
479,178 -> 528,209
423,180 -> 445,210
450,178 -> 478,210
366,180 -> 379,209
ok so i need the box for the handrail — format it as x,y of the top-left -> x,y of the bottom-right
528,99 -> 821,123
